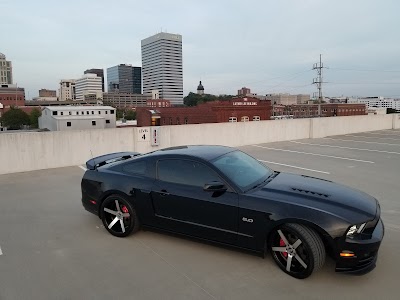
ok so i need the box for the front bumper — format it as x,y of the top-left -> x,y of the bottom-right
335,218 -> 384,274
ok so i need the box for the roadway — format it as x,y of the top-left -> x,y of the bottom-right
0,129 -> 399,299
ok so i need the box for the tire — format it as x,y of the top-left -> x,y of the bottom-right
269,223 -> 325,279
100,194 -> 140,237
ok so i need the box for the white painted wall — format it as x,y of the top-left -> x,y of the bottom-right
0,114 -> 399,175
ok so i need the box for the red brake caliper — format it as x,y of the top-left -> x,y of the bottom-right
121,205 -> 129,217
280,239 -> 288,258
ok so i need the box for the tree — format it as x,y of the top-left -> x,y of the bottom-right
29,108 -> 42,128
125,110 -> 136,120
116,108 -> 125,119
0,107 -> 30,130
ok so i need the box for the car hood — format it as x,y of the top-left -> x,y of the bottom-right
252,172 -> 377,219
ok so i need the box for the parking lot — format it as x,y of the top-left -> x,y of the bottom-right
1,129 -> 399,299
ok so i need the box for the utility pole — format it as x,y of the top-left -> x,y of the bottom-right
312,54 -> 324,116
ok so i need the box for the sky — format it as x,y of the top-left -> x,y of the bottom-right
1,0 -> 400,99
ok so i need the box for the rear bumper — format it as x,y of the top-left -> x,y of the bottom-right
335,218 -> 384,274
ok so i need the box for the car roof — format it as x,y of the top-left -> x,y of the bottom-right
144,145 -> 236,161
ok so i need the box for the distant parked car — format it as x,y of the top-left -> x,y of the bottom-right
81,145 -> 384,278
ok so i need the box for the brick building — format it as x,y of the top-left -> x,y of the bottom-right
137,97 -> 272,127
0,85 -> 25,106
272,103 -> 367,119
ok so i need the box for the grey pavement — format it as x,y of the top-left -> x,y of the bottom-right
1,129 -> 400,299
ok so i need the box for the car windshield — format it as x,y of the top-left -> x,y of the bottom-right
211,150 -> 273,191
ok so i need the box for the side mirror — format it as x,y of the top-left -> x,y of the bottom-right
203,181 -> 227,192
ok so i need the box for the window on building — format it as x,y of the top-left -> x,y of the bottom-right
176,117 -> 180,124
229,117 -> 237,122
169,118 -> 173,125
106,120 -> 110,124
253,116 -> 260,121
92,121 -> 96,126
87,111 -> 89,115
67,122 -> 71,127
92,111 -> 94,115
98,111 -> 101,114
110,110 -> 115,114
184,117 -> 188,124
52,111 -> 57,116
105,111 -> 108,114
82,112 -> 84,115
241,116 -> 249,122
61,112 -> 64,116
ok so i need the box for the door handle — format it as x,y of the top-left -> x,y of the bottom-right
159,189 -> 170,196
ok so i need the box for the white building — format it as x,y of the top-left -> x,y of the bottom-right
59,79 -> 76,101
38,106 -> 116,131
350,96 -> 400,110
0,52 -> 13,85
75,74 -> 103,101
141,32 -> 183,105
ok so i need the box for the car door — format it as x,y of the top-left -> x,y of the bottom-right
151,158 -> 239,245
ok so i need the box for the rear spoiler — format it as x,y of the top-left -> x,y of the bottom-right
86,152 -> 141,170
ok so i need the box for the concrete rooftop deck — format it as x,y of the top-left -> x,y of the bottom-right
0,129 -> 399,299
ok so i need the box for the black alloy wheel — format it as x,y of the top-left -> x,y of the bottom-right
100,194 -> 139,237
269,223 -> 326,279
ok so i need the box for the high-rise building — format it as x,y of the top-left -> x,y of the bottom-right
84,68 -> 105,92
59,79 -> 76,101
0,52 -> 13,85
141,32 -> 183,105
75,74 -> 103,101
106,64 -> 141,94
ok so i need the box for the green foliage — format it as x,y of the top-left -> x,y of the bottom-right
125,110 -> 136,120
183,92 -> 236,107
116,108 -> 125,119
0,107 -> 30,129
29,108 -> 42,128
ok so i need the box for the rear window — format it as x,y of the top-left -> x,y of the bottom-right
121,161 -> 147,175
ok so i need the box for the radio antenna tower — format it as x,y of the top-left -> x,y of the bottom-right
312,54 -> 325,116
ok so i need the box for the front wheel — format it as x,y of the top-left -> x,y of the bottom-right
269,223 -> 326,279
100,194 -> 140,237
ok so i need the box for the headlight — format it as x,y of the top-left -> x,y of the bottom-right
346,223 -> 367,236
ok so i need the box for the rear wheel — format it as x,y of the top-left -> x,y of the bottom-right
100,194 -> 139,237
269,223 -> 325,279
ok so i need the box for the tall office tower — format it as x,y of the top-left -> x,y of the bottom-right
59,79 -> 76,101
141,32 -> 183,105
84,68 -> 105,92
75,74 -> 103,101
106,64 -> 141,94
0,52 -> 13,84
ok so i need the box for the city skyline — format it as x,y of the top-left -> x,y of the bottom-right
1,0 -> 400,99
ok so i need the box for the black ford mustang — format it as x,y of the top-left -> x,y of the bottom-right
81,145 -> 384,279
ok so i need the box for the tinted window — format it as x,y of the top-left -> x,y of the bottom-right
122,161 -> 147,175
158,159 -> 219,187
212,150 -> 273,191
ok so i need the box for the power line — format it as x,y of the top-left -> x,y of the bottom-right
327,67 -> 400,73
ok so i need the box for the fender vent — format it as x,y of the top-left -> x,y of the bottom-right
291,187 -> 329,198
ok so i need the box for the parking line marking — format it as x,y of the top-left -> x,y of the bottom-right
365,132 -> 400,137
323,137 -> 400,146
78,166 -> 87,171
290,141 -> 400,155
258,160 -> 330,174
252,145 -> 374,163
345,134 -> 400,141
0,246 -> 3,256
